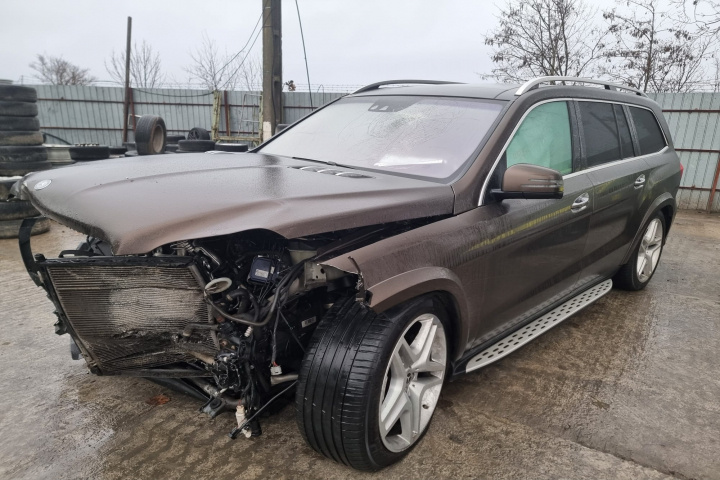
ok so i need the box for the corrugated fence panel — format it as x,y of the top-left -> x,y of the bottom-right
282,91 -> 344,124
130,88 -> 216,138
33,85 -> 343,145
649,92 -> 720,212
29,86 -> 720,212
36,84 -> 123,146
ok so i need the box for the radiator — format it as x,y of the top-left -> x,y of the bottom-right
45,259 -> 216,374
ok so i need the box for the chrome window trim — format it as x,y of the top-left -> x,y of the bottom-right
575,98 -> 670,151
478,98 -> 668,206
562,146 -> 669,179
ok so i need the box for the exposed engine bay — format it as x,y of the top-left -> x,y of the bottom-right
23,220 -> 434,439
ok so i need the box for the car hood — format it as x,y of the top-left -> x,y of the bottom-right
18,152 -> 455,254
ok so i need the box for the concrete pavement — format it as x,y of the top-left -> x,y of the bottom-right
0,211 -> 718,479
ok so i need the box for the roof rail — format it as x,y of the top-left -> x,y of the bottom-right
353,80 -> 464,94
515,76 -> 647,97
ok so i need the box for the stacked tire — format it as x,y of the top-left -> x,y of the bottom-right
0,85 -> 51,239
0,85 -> 51,175
69,144 -> 110,161
177,127 -> 215,153
165,134 -> 185,153
0,178 -> 50,238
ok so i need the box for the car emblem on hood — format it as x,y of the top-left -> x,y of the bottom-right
34,180 -> 51,191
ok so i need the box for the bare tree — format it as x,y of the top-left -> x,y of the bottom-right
482,0 -> 608,82
184,34 -> 261,91
676,0 -> 720,35
106,41 -> 165,88
603,0 -> 713,92
29,54 -> 97,85
234,54 -> 262,92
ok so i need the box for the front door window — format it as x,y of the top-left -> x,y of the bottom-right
505,101 -> 572,175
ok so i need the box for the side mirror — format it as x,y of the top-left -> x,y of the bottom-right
492,164 -> 564,200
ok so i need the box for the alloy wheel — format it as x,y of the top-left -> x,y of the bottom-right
637,218 -> 663,283
379,313 -> 447,452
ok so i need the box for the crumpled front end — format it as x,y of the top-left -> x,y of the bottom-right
19,216 -> 439,437
42,256 -> 215,376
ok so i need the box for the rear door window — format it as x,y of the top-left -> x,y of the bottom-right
629,107 -> 666,155
505,101 -> 572,175
578,102 -> 621,167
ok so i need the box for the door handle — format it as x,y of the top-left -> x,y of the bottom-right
634,174 -> 646,188
571,193 -> 590,213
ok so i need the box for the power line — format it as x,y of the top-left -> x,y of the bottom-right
216,1 -> 275,91
294,0 -> 313,109
215,8 -> 265,80
223,21 -> 265,88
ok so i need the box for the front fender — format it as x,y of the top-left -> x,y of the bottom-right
368,267 -> 469,361
322,252 -> 470,361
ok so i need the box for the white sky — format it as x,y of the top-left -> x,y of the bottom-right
0,0 -> 510,90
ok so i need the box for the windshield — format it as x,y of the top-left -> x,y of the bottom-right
259,95 -> 505,180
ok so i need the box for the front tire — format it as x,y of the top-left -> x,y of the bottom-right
614,212 -> 666,290
296,295 -> 449,471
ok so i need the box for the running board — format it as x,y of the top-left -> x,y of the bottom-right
466,279 -> 613,373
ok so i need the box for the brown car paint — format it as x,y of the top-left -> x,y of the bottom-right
323,86 -> 680,364
17,83 -> 681,368
499,164 -> 564,197
323,171 -> 597,361
17,153 -> 454,255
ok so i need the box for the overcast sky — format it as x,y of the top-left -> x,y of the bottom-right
0,0 -> 511,90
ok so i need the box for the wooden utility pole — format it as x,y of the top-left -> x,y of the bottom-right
121,17 -> 132,143
262,0 -> 282,141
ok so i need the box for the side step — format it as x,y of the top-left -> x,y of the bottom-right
466,279 -> 613,373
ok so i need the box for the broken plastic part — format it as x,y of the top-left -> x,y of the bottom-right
204,277 -> 232,294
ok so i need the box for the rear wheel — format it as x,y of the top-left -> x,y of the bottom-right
614,212 -> 666,290
296,295 -> 449,471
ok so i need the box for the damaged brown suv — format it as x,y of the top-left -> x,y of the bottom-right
14,77 -> 681,471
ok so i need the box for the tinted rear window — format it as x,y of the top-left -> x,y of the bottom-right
258,95 -> 504,180
579,102 -> 621,167
629,107 -> 666,155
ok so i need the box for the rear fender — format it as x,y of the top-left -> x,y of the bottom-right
621,193 -> 676,265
